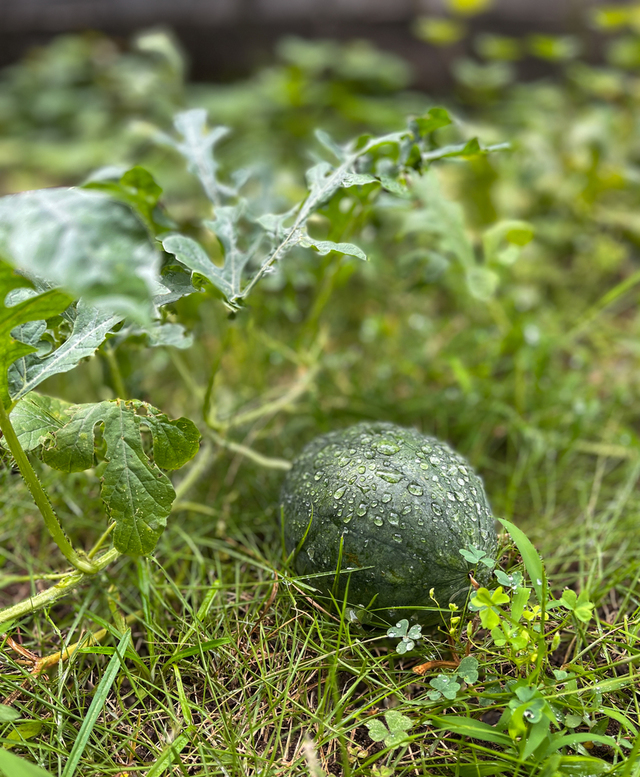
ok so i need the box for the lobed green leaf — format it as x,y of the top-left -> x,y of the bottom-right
10,394 -> 201,556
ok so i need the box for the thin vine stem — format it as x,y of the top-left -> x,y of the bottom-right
0,548 -> 119,625
0,399 -> 98,575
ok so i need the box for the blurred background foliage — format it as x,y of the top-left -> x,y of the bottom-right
2,0 -> 640,584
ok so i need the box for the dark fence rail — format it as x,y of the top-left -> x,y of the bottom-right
0,0 -> 599,29
0,0 -> 608,89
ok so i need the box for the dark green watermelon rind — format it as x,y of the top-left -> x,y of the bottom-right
281,422 -> 497,626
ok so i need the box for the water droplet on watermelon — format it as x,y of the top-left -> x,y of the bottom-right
377,441 -> 400,455
377,469 -> 401,484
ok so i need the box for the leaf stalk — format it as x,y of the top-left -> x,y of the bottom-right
0,399 -> 99,574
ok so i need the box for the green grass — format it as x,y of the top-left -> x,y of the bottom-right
3,16 -> 640,777
2,323 -> 640,775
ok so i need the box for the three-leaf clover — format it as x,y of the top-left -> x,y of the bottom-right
494,569 -> 525,591
428,674 -> 461,701
459,545 -> 497,570
365,711 -> 413,748
554,588 -> 595,624
456,656 -> 479,684
426,656 -> 479,700
468,586 -> 510,629
387,619 -> 422,654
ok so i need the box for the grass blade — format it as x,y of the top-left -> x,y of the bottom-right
0,750 -> 54,777
163,638 -> 232,670
431,715 -> 513,748
61,629 -> 131,777
145,726 -> 196,777
498,519 -> 544,604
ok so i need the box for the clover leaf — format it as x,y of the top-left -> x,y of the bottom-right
456,656 -> 479,684
556,588 -> 595,624
459,545 -> 497,569
428,674 -> 462,701
387,619 -> 422,653
365,711 -> 413,748
494,569 -> 525,591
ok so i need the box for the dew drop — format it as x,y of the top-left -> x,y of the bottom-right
333,487 -> 346,500
431,503 -> 443,516
392,533 -> 402,543
408,484 -> 424,496
447,492 -> 456,502
357,465 -> 366,474
377,469 -> 402,484
389,513 -> 399,526
314,471 -> 322,481
373,516 -> 384,527
420,462 -> 430,470
377,442 -> 400,455
381,493 -> 392,503
356,503 -> 367,517
343,513 -> 353,524
402,505 -> 412,515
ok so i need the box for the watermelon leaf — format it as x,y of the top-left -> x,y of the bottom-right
9,394 -> 201,556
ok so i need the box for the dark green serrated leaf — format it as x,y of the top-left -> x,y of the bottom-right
0,188 -> 161,324
6,393 -> 70,451
10,397 -> 201,556
140,408 -> 201,470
